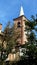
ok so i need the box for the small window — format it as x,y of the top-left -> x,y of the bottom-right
17,22 -> 20,28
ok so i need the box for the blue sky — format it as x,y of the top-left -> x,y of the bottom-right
0,0 -> 37,30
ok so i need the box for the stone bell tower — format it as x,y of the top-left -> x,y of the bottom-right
13,6 -> 28,45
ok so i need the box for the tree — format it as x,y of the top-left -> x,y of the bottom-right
3,21 -> 20,54
0,21 -> 20,65
20,15 -> 37,65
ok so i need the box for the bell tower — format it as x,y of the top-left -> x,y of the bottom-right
13,6 -> 28,45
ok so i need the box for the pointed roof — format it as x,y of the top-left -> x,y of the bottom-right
19,6 -> 24,16
13,6 -> 29,21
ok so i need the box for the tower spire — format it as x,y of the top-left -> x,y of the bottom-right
19,6 -> 24,16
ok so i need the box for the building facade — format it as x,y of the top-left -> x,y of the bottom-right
13,6 -> 28,45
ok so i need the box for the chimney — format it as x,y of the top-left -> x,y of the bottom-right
0,24 -> 2,33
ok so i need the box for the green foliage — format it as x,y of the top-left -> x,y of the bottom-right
20,15 -> 37,65
3,21 -> 20,54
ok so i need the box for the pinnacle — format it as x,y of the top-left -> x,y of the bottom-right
19,6 -> 24,16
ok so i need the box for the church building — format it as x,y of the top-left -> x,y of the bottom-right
0,6 -> 28,61
13,6 -> 28,45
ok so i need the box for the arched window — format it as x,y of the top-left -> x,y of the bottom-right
17,22 -> 21,28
